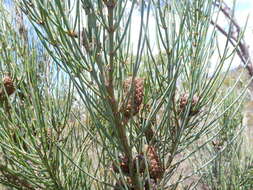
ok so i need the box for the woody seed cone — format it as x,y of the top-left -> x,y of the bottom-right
122,77 -> 144,118
0,76 -> 15,99
179,93 -> 199,115
112,155 -> 130,175
146,146 -> 164,179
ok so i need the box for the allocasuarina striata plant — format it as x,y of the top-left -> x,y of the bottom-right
0,0 -> 248,189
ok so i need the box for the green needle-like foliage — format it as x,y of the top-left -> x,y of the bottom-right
0,0 -> 250,189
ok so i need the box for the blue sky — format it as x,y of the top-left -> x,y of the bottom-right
233,0 -> 253,11
217,0 -> 253,69
4,0 -> 253,70
130,1 -> 253,60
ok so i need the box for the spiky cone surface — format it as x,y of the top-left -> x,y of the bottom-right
112,154 -> 146,177
112,156 -> 130,176
122,77 -> 144,118
178,93 -> 199,115
146,146 -> 164,180
0,76 -> 15,99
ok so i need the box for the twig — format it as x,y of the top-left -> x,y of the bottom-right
211,0 -> 253,76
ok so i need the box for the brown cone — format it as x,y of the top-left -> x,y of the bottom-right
179,93 -> 199,115
112,156 -> 130,176
0,76 -> 15,100
122,77 -> 144,118
112,154 -> 146,176
146,146 -> 164,180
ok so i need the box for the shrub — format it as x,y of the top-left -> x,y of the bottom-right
0,0 -> 249,189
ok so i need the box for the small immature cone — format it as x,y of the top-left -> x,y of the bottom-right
122,77 -> 144,118
212,140 -> 223,151
179,93 -> 199,115
67,30 -> 78,38
112,156 -> 130,176
112,154 -> 146,176
0,76 -> 15,99
146,146 -> 164,180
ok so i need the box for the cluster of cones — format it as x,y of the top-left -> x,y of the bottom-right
121,77 -> 199,119
116,77 -> 200,189
178,93 -> 199,116
113,145 -> 164,190
115,77 -> 164,189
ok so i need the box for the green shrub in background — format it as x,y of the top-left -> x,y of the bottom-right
188,89 -> 253,189
0,0 -> 251,189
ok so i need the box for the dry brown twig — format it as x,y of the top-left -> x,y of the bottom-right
211,0 -> 253,77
